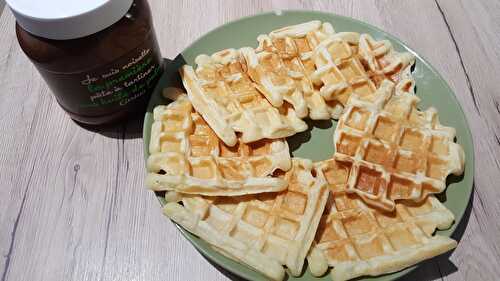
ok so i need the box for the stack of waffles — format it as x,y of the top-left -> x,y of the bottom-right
145,21 -> 465,281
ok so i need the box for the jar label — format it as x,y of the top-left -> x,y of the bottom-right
81,47 -> 162,109
39,34 -> 163,118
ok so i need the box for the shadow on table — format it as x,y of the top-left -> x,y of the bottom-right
76,115 -> 144,140
75,56 -> 187,140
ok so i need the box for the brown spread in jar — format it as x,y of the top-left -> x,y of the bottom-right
8,0 -> 163,125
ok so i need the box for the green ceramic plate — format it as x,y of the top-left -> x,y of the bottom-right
143,11 -> 474,281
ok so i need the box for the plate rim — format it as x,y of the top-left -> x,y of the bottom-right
142,10 -> 475,281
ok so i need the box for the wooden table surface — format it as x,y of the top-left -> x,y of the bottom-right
1,1 -> 499,280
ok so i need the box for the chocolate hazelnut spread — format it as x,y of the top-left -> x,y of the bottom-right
8,0 -> 163,125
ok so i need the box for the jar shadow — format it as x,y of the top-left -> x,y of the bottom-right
75,115 -> 144,140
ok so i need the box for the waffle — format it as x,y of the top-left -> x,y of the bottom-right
333,79 -> 465,211
180,48 -> 307,147
163,158 -> 329,280
248,21 -> 415,119
311,32 -> 416,116
247,21 -> 336,120
308,159 -> 457,281
359,34 -> 416,88
146,94 -> 292,196
241,46 -> 309,118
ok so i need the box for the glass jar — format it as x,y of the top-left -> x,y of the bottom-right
8,0 -> 163,125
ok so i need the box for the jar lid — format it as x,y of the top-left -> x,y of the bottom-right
6,0 -> 134,40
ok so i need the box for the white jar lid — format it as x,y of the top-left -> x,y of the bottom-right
6,0 -> 134,40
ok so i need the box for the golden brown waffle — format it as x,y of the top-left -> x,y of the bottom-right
241,46 -> 310,118
146,94 -> 292,196
247,21 -> 336,120
359,34 -> 416,88
246,21 -> 415,119
333,80 -> 465,211
310,31 -> 416,118
249,21 -> 349,119
163,158 -> 329,280
308,159 -> 457,281
180,49 -> 307,147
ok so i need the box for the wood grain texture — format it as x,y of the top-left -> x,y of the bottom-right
0,1 -> 498,281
